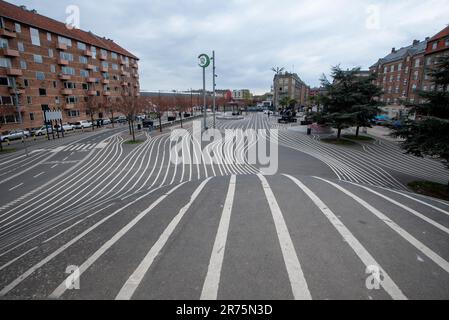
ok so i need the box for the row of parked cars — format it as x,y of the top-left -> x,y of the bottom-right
0,118 -> 115,142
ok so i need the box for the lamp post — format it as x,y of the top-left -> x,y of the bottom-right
198,53 -> 211,131
271,67 -> 285,113
212,50 -> 217,129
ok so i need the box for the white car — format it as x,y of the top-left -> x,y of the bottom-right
73,120 -> 92,129
0,130 -> 31,142
56,123 -> 75,132
34,125 -> 54,136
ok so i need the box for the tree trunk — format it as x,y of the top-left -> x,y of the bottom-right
0,139 -> 3,152
131,120 -> 136,142
91,114 -> 95,131
356,126 -> 360,137
128,119 -> 132,135
111,110 -> 115,128
180,113 -> 183,128
159,114 -> 162,133
337,128 -> 342,140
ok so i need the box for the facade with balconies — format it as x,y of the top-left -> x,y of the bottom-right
0,0 -> 139,130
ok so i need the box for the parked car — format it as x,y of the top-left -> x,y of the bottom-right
113,116 -> 127,124
0,130 -> 31,142
96,118 -> 111,126
55,123 -> 75,132
34,125 -> 54,136
73,120 -> 93,129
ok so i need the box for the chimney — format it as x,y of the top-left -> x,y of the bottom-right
391,47 -> 396,53
19,5 -> 26,10
425,37 -> 430,41
413,40 -> 420,46
30,9 -> 37,14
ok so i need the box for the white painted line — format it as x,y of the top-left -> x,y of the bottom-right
387,189 -> 449,217
49,183 -> 186,299
9,183 -> 23,191
353,184 -> 449,235
62,157 -> 69,162
50,164 -> 58,169
0,246 -> 38,272
200,175 -> 236,300
285,174 -> 406,300
0,185 -> 165,297
258,174 -> 312,300
315,177 -> 449,275
33,172 -> 45,179
117,178 -> 212,300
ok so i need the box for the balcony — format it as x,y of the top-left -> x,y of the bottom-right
99,54 -> 107,60
84,50 -> 93,57
88,91 -> 97,96
61,89 -> 73,95
86,77 -> 97,83
120,60 -> 125,65
0,48 -> 20,57
100,66 -> 108,73
58,59 -> 69,66
133,73 -> 139,78
0,29 -> 17,38
102,79 -> 110,84
64,104 -> 75,110
86,64 -> 95,70
121,81 -> 128,86
59,74 -> 71,81
131,63 -> 138,69
103,91 -> 111,96
9,88 -> 25,95
56,43 -> 68,50
6,68 -> 22,76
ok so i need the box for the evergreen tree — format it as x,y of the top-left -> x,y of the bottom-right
393,56 -> 449,175
319,66 -> 381,139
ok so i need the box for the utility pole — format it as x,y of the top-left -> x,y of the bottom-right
198,53 -> 211,131
212,50 -> 217,129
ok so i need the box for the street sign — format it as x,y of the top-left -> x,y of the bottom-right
198,54 -> 210,68
45,110 -> 63,121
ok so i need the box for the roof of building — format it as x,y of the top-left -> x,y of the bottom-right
370,39 -> 427,68
0,0 -> 138,60
429,25 -> 449,41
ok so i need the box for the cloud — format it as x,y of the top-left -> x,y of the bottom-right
9,0 -> 449,94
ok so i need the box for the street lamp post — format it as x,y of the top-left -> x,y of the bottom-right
212,50 -> 217,129
271,67 -> 285,114
198,53 -> 211,131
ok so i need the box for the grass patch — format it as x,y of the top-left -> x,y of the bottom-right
408,181 -> 449,202
124,139 -> 145,145
342,134 -> 375,142
321,138 -> 357,146
0,148 -> 16,154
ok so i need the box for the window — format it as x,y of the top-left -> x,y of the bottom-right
60,52 -> 73,61
30,28 -> 41,46
0,96 -> 13,105
0,17 -> 4,29
102,72 -> 109,79
64,82 -> 76,89
390,65 -> 394,72
102,61 -> 108,68
111,52 -> 118,60
55,96 -> 60,104
61,66 -> 75,75
0,77 -> 8,86
24,79 -> 29,87
50,64 -> 56,73
0,58 -> 12,68
413,71 -> 419,80
18,42 -> 24,52
48,49 -> 53,58
446,38 -> 449,47
390,75 -> 394,82
66,96 -> 78,104
415,59 -> 420,67
77,42 -> 86,50
67,110 -> 80,117
79,56 -> 88,64
47,32 -> 52,41
29,113 -> 35,121
27,96 -> 32,104
82,83 -> 89,90
101,49 -> 107,56
426,57 -> 432,65
20,60 -> 27,70
39,88 -> 47,96
0,38 -> 8,49
53,81 -> 57,88
80,69 -> 89,77
34,54 -> 43,63
112,64 -> 118,70
58,36 -> 72,47
432,42 -> 438,50
398,63 -> 402,71
14,23 -> 21,33
91,46 -> 97,59
36,72 -> 45,80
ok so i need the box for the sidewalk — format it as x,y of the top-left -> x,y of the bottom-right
365,126 -> 404,143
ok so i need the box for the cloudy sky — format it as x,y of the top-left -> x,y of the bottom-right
8,0 -> 449,94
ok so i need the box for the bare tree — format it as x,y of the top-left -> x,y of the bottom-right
85,95 -> 103,131
0,105 -> 15,151
117,89 -> 144,142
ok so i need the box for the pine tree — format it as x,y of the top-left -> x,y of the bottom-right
319,66 -> 381,139
393,56 -> 449,177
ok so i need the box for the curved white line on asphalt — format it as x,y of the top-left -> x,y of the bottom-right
201,175 -> 236,300
284,174 -> 407,300
257,174 -> 312,300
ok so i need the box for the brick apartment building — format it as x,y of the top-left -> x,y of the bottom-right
273,72 -> 310,109
369,25 -> 449,118
0,0 -> 139,131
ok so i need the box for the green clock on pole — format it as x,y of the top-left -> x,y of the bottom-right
198,54 -> 210,68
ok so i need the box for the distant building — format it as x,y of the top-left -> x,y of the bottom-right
273,72 -> 309,109
232,89 -> 252,100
